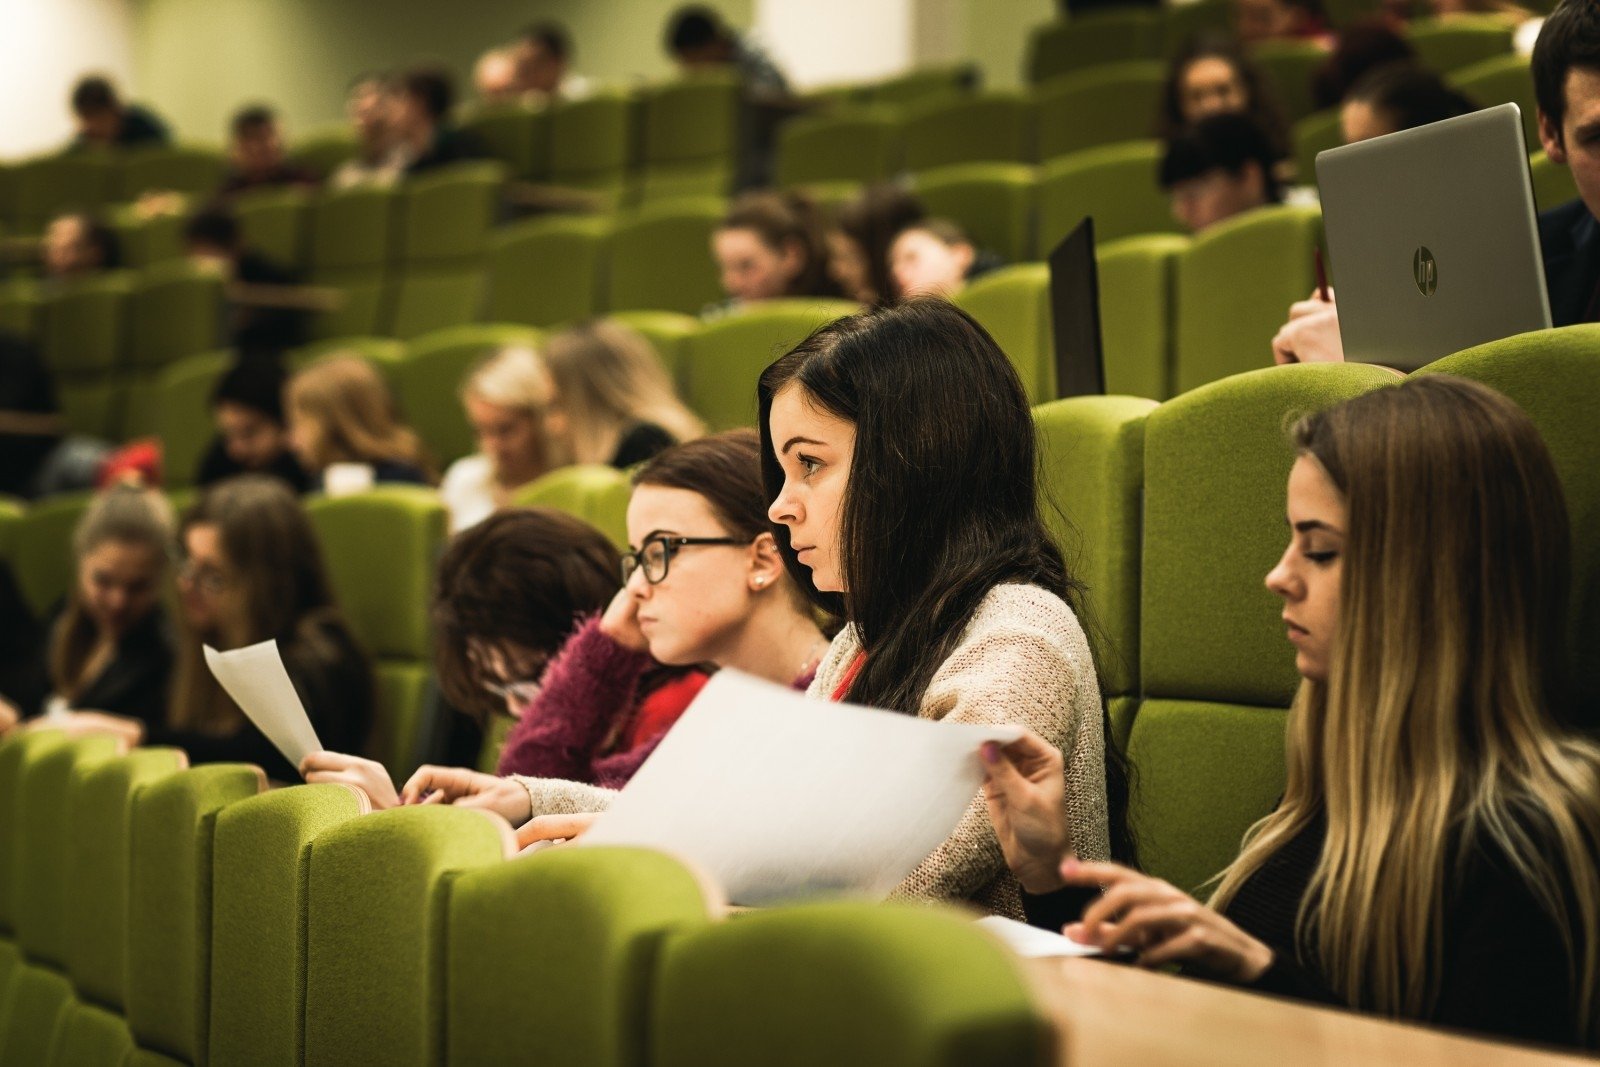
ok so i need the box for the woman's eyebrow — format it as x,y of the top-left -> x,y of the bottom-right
781,436 -> 826,455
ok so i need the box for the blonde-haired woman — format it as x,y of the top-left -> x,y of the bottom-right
985,376 -> 1600,1049
286,355 -> 435,491
439,346 -> 553,534
543,320 -> 704,469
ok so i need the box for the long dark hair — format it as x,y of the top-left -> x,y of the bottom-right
1160,35 -> 1289,160
757,299 -> 1134,859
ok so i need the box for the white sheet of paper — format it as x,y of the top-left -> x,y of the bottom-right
975,915 -> 1102,958
203,640 -> 323,772
580,668 -> 1024,906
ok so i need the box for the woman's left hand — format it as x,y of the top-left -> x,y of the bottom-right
1060,859 -> 1275,983
300,750 -> 400,809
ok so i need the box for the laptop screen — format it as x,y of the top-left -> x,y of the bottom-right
1047,216 -> 1105,398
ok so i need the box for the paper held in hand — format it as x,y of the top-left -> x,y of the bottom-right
580,668 -> 1025,906
203,640 -> 323,772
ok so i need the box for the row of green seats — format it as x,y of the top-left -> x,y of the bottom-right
0,147 -> 226,234
0,732 -> 1052,1067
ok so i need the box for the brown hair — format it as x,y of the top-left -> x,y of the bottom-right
832,182 -> 927,306
432,508 -> 620,723
50,486 -> 175,701
287,356 -> 436,481
718,190 -> 838,299
542,321 -> 704,466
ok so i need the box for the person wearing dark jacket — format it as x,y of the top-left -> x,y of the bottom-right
392,66 -> 487,176
194,357 -> 311,493
69,75 -> 170,150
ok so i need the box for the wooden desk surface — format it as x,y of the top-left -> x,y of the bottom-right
1029,957 -> 1598,1066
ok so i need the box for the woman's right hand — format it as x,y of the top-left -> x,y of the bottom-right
598,587 -> 648,651
300,751 -> 400,809
981,728 -> 1072,894
400,764 -> 533,825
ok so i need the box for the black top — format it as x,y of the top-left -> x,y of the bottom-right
5,605 -> 175,729
404,126 -> 489,176
146,611 -> 374,783
0,331 -> 60,499
1539,198 -> 1600,327
1219,808 -> 1588,1049
72,104 -> 171,150
610,421 -> 676,469
195,437 -> 312,494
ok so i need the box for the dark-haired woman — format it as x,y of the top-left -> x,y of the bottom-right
1160,37 -> 1290,161
710,190 -> 841,309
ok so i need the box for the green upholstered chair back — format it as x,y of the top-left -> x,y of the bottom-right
157,351 -> 232,489
605,310 -> 700,391
0,280 -> 42,341
1420,325 -> 1600,719
775,108 -> 902,187
288,335 -> 406,378
308,272 -> 388,339
1027,12 -> 1160,84
308,185 -> 398,275
126,764 -> 266,1064
901,92 -> 1034,172
373,663 -> 435,780
681,298 -> 861,430
1448,54 -> 1539,149
1162,0 -> 1233,52
1292,109 -> 1343,188
485,215 -> 610,327
385,267 -> 487,342
39,271 -> 133,375
395,323 -> 542,464
867,63 -> 978,107
952,265 -> 1053,404
48,1000 -> 137,1067
288,131 -> 359,180
302,806 -> 512,1067
512,466 -> 635,551
640,74 -> 742,171
548,91 -> 637,187
234,186 -> 313,272
911,162 -> 1038,263
1032,62 -> 1167,162
10,491 -> 94,619
126,260 -> 225,370
118,147 -> 227,201
1172,204 -> 1322,396
458,103 -> 544,179
653,902 -> 1053,1067
1097,233 -> 1189,400
447,846 -> 716,1066
395,161 -> 507,268
0,732 -> 72,936
1034,396 -> 1158,700
109,204 -> 187,269
1037,141 -> 1174,249
13,155 -> 113,232
209,783 -> 370,1067
606,198 -> 726,315
1249,39 -> 1327,121
1407,15 -> 1515,73
1530,150 -> 1580,214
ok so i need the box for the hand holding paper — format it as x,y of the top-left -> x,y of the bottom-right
204,640 -> 323,774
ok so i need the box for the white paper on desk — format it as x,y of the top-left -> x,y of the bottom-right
580,668 -> 1024,906
203,640 -> 323,772
975,915 -> 1102,958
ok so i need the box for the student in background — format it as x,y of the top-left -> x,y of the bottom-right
1160,113 -> 1284,233
711,190 -> 839,308
985,377 -> 1600,1050
665,5 -> 790,98
392,66 -> 488,176
1234,0 -> 1332,46
41,213 -> 121,282
183,207 -> 310,356
194,359 -> 311,493
439,347 -> 554,534
514,21 -> 593,101
69,75 -> 170,150
1309,21 -> 1418,113
540,320 -> 704,469
1160,37 -> 1291,161
285,356 -> 435,490
219,104 -> 319,198
1535,0 -> 1600,326
473,48 -> 521,104
826,183 -> 927,306
1337,62 -> 1477,143
329,73 -> 406,190
889,219 -> 986,299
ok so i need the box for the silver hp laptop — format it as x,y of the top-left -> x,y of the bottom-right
1316,103 -> 1550,372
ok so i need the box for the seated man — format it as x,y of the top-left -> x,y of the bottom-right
392,66 -> 488,176
219,105 -> 319,197
329,73 -> 406,190
473,47 -> 521,104
69,75 -> 170,150
195,358 -> 310,493
1160,113 -> 1284,233
513,21 -> 592,102
665,5 -> 791,99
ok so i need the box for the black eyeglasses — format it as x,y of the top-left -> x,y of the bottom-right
621,535 -> 748,585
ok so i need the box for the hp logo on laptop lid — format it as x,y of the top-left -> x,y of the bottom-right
1413,247 -> 1438,296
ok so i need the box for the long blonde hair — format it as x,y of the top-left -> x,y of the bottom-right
287,355 -> 436,480
543,320 -> 704,466
1210,376 -> 1600,1041
460,345 -> 553,480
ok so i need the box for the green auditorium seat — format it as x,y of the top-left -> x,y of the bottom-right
912,163 -> 1038,263
13,155 -> 114,233
396,324 -> 542,464
901,92 -> 1034,172
0,280 -> 41,339
59,378 -> 121,439
0,164 -> 14,232
1420,326 -> 1600,718
39,270 -> 132,375
288,335 -> 406,378
447,846 -> 716,1067
1098,233 -> 1190,400
639,73 -> 742,201
1036,141 -> 1176,248
653,902 -> 1052,1067
109,204 -> 188,269
0,732 -> 69,1066
1250,40 -> 1327,122
126,260 -> 225,370
309,184 -> 398,275
512,467 -> 636,550
1292,109 -> 1344,185
1135,363 -> 1395,893
1531,150 -> 1580,213
234,186 -> 311,272
1407,15 -> 1516,73
952,265 -> 1053,403
1162,0 -> 1233,54
395,161 -> 507,268
1449,54 -> 1538,149
865,63 -> 980,108
485,214 -> 610,327
606,198 -> 726,315
607,310 -> 700,390
118,371 -> 164,442
308,273 -> 388,340
775,107 -> 902,188
459,101 -> 546,180
209,783 -> 370,1067
306,485 -> 448,775
117,146 -> 227,201
1033,62 -> 1167,162
55,748 -> 188,1067
302,806 -> 512,1067
1172,204 -> 1322,395
385,267 -> 487,340
547,90 -> 637,204
1034,396 -> 1157,723
10,491 -> 93,618
157,351 -> 232,489
289,130 -> 358,180
1027,12 -> 1161,85
682,299 -> 860,430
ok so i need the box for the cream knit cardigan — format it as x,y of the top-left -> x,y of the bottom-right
511,581 -> 1110,918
